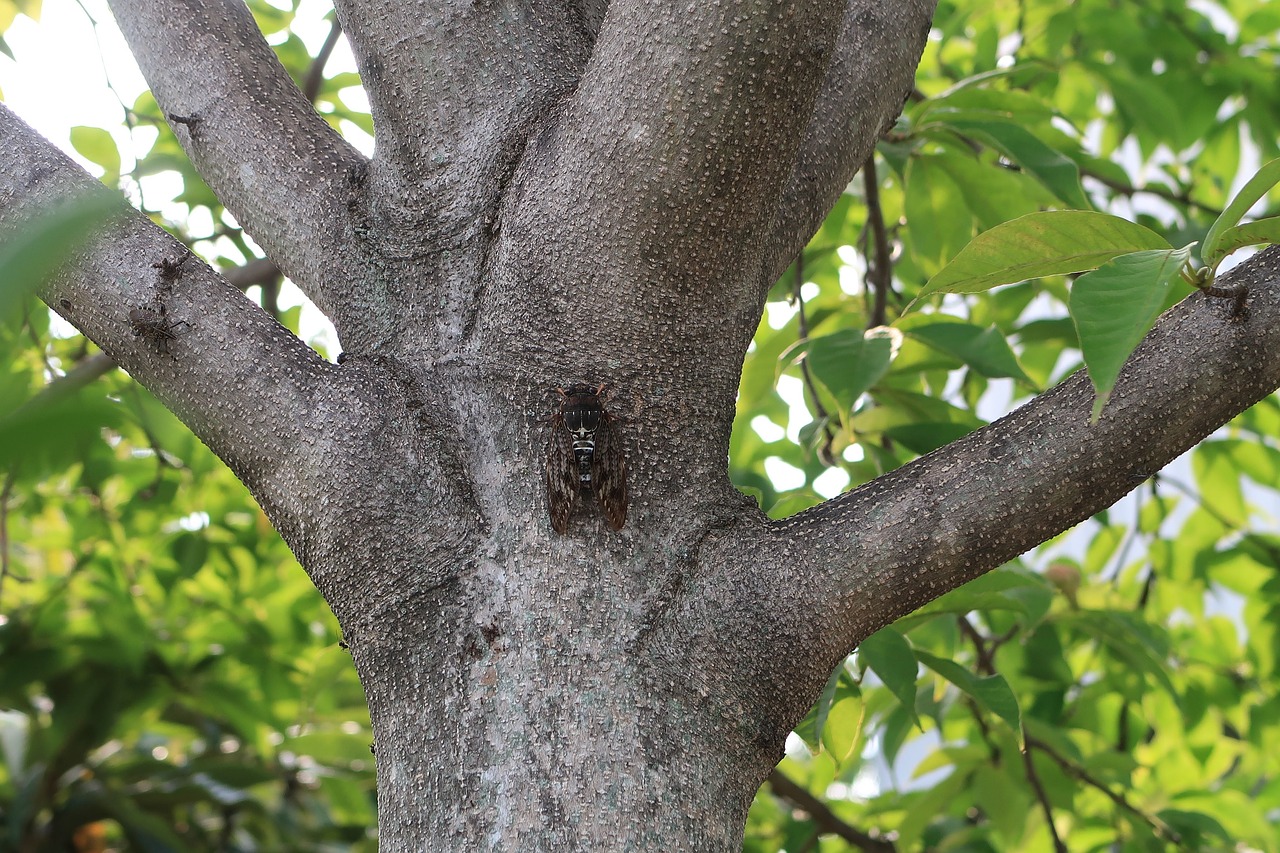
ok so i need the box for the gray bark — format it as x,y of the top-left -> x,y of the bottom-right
3,0 -> 1278,849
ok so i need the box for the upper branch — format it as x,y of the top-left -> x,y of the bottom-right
761,0 -> 935,290
517,0 -> 849,291
476,0 -> 856,418
0,105 -> 345,564
106,0 -> 370,340
334,0 -> 599,220
678,250 -> 1280,731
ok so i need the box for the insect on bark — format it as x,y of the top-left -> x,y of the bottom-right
545,383 -> 628,534
129,304 -> 190,356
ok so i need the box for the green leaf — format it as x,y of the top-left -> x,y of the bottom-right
916,650 -> 1022,735
902,567 -> 1054,626
1203,157 -> 1280,269
821,694 -> 865,767
1063,610 -> 1178,699
905,154 -> 973,275
857,628 -> 920,729
170,532 -> 210,578
883,422 -> 975,454
903,321 -> 1031,383
919,86 -> 1059,126
1192,442 -> 1246,525
1155,809 -> 1232,848
803,327 -> 899,417
794,665 -> 844,753
934,147 -> 1048,230
1204,216 -> 1280,264
1068,245 -> 1193,414
69,126 -> 121,180
947,118 -> 1092,210
917,211 -> 1170,301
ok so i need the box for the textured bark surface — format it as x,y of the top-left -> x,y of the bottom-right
3,1 -> 1280,849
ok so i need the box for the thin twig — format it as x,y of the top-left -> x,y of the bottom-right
1156,473 -> 1280,566
862,155 -> 893,329
793,254 -> 838,465
1024,734 -> 1181,844
1081,167 -> 1221,217
123,384 -> 182,500
22,353 -> 116,410
767,770 -> 897,853
0,473 -> 13,605
957,616 -> 997,674
303,17 -> 344,103
23,305 -> 58,379
1106,480 -> 1149,583
1020,730 -> 1068,853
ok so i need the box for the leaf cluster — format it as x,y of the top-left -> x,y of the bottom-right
738,0 -> 1280,849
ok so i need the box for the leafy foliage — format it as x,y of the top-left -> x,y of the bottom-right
0,3 -> 374,850
739,0 -> 1280,849
4,0 -> 1280,850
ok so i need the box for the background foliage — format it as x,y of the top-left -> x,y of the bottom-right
2,0 -> 1279,850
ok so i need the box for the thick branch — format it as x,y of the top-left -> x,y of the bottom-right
478,0 -> 859,442
106,0 -> 369,339
679,248 -> 1280,741
325,0 -> 608,349
0,105 -> 358,578
519,0 -> 847,293
334,0 -> 597,217
762,0 -> 935,291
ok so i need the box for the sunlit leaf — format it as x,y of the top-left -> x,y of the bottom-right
946,118 -> 1092,210
917,211 -> 1170,301
1203,157 -> 1280,269
69,126 -> 121,180
903,320 -> 1031,383
1069,245 -> 1193,416
1204,216 -> 1280,265
857,628 -> 920,729
917,650 -> 1022,736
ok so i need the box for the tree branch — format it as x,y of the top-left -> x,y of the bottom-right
1020,731 -> 1068,853
1024,734 -> 1180,844
221,257 -> 280,292
761,0 -> 934,291
862,156 -> 894,329
302,16 -> 344,104
3,108 -> 483,616
334,0 -> 597,215
0,105 -> 350,569
326,0 -> 605,350
518,0 -> 848,296
105,0 -> 370,342
483,0 -> 859,430
766,770 -> 896,853
675,248 -> 1280,741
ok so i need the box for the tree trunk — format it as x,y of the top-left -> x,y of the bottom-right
4,0 -> 1280,849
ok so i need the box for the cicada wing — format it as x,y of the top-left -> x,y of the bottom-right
591,415 -> 628,530
545,416 -> 580,534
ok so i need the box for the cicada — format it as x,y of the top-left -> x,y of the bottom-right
545,383 -> 628,534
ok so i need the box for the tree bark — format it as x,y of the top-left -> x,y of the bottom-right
4,1 -> 1280,849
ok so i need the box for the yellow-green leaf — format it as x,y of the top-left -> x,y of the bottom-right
917,211 -> 1171,302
